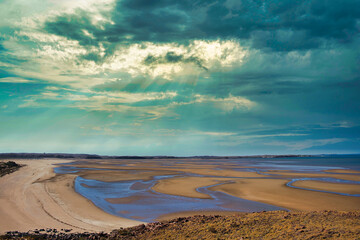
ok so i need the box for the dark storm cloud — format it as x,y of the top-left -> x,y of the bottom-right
0,42 -> 5,53
143,52 -> 208,70
44,9 -> 99,46
43,0 -> 360,51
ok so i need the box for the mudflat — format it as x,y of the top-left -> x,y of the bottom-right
58,158 -> 360,213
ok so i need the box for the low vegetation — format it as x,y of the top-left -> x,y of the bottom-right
2,211 -> 360,239
0,161 -> 21,177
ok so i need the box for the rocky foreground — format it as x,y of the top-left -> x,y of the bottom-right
0,161 -> 21,177
2,211 -> 360,239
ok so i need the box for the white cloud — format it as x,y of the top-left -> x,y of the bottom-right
20,89 -> 178,105
18,99 -> 41,108
171,94 -> 256,112
4,28 -> 248,88
316,121 -> 357,129
103,40 -> 247,80
193,94 -> 255,112
196,131 -> 237,136
217,133 -> 308,146
0,77 -> 34,83
247,133 -> 308,138
265,138 -> 346,150
151,128 -> 237,137
18,89 -> 179,120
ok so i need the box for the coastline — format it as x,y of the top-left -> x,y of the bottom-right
0,159 -> 143,234
1,157 -> 360,234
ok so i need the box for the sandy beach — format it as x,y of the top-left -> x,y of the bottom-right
0,159 -> 143,234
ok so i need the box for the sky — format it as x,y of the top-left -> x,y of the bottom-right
0,0 -> 359,156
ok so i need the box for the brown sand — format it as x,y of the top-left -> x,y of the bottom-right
106,195 -> 153,204
69,162 -> 258,179
292,180 -> 360,195
0,159 -> 143,234
324,169 -> 360,174
79,169 -> 180,182
210,179 -> 360,211
174,168 -> 263,178
263,170 -> 360,181
152,176 -> 232,199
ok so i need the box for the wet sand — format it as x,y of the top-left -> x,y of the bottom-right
209,179 -> 360,211
324,169 -> 360,174
79,169 -> 180,182
152,176 -> 232,199
292,180 -> 360,195
0,159 -> 142,234
262,170 -> 360,181
169,168 -> 263,178
106,195 -> 153,204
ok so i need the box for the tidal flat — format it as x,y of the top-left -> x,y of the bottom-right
54,155 -> 360,221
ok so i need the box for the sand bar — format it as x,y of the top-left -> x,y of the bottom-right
106,195 -> 153,204
210,179 -> 360,211
324,169 -> 360,174
262,170 -> 360,181
291,180 -> 360,195
79,169 -> 180,182
0,159 -> 142,234
164,168 -> 264,178
152,176 -> 232,199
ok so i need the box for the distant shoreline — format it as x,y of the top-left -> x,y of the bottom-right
1,152 -> 341,160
